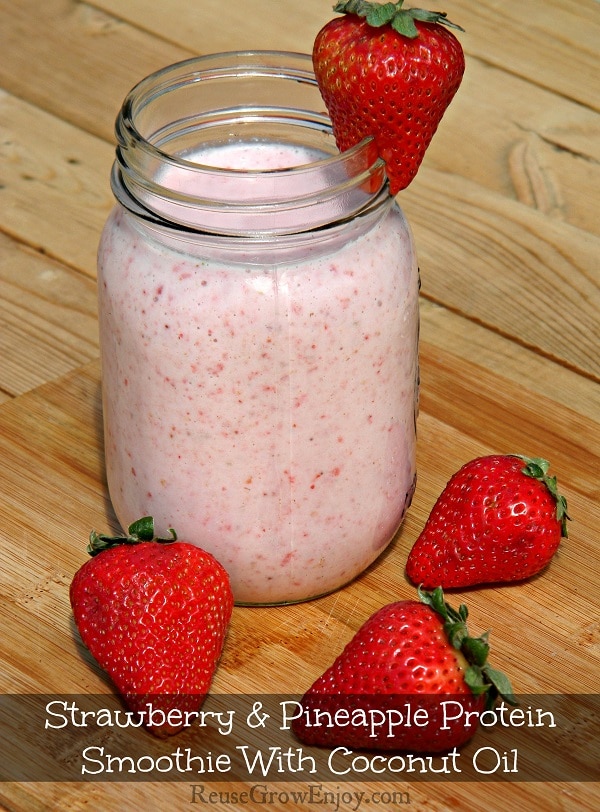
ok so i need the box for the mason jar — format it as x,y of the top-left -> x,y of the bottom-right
97,51 -> 419,605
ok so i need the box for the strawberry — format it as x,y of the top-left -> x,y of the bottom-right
406,455 -> 570,589
312,1 -> 465,194
70,516 -> 233,737
292,586 -> 514,752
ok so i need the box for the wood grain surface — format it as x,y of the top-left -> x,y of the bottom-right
0,1 -> 598,810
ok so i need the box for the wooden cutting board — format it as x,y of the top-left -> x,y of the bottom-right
1,345 -> 598,811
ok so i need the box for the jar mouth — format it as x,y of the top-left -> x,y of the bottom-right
112,51 -> 389,236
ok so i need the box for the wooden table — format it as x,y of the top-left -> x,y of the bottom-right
1,1 -> 598,809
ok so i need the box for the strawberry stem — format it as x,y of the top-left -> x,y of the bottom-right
87,516 -> 177,557
418,586 -> 517,709
516,454 -> 570,537
332,1 -> 465,38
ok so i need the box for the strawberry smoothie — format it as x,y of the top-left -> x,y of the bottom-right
98,65 -> 419,604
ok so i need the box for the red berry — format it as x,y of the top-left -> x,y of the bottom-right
313,1 -> 465,193
293,587 -> 514,752
406,455 -> 570,589
70,517 -> 233,736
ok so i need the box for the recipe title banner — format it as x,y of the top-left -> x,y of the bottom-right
1,694 -> 598,783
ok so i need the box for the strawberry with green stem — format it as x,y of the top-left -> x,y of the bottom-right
406,455 -> 570,589
313,0 -> 465,194
70,516 -> 233,737
293,586 -> 514,752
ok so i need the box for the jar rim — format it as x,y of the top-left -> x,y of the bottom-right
112,51 -> 390,236
119,51 -> 378,176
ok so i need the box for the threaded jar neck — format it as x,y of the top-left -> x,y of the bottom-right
111,51 -> 390,237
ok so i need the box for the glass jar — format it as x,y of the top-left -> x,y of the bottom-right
98,52 -> 419,605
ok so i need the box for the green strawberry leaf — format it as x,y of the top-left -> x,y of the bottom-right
522,457 -> 550,478
445,621 -> 469,649
332,1 -> 464,38
482,664 -> 518,706
409,7 -> 465,31
418,585 -> 517,708
365,3 -> 398,27
417,584 -> 440,611
517,454 -> 571,537
127,516 -> 158,541
462,633 -> 490,668
463,665 -> 490,697
87,516 -> 178,556
390,13 -> 419,38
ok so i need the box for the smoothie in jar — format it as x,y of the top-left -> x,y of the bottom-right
97,53 -> 419,605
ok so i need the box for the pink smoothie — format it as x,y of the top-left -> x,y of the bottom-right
98,141 -> 419,604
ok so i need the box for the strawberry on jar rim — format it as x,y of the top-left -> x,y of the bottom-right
406,454 -> 570,589
313,0 -> 465,194
70,517 -> 233,737
292,586 -> 514,753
